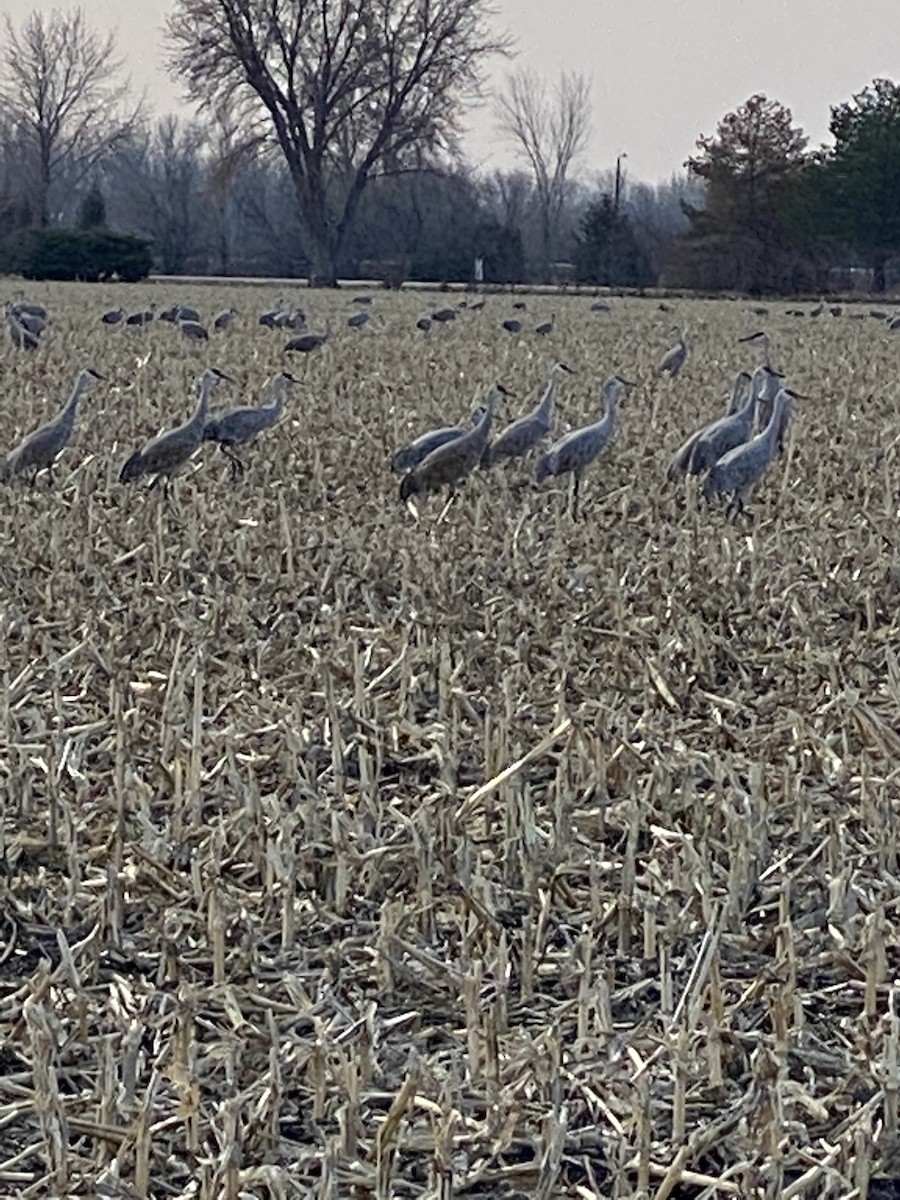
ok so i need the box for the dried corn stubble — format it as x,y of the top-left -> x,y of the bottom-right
1,281 -> 898,1196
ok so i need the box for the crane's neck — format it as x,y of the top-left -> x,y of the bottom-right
193,377 -> 216,425
760,392 -> 786,446
536,378 -> 557,422
62,377 -> 88,421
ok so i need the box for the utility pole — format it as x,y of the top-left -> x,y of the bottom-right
614,152 -> 627,213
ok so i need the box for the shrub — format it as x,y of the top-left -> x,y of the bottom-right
22,228 -> 153,282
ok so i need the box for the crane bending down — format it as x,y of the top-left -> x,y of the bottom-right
667,373 -> 752,481
120,367 -> 231,497
482,362 -> 573,468
536,375 -> 631,518
2,368 -> 103,486
703,388 -> 798,516
400,384 -> 512,504
203,371 -> 297,477
391,404 -> 488,474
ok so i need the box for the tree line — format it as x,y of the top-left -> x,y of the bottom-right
0,5 -> 896,292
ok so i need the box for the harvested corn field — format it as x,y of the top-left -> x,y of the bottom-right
2,283 -> 900,1198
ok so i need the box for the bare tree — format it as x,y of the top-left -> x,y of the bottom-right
0,8 -> 142,226
496,69 -> 591,279
165,0 -> 508,286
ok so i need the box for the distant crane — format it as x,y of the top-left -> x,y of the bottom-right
391,404 -> 489,474
535,313 -> 555,336
176,305 -> 201,323
666,372 -> 752,481
431,307 -> 457,324
658,326 -> 689,377
536,375 -> 631,518
203,371 -> 296,477
126,308 -> 155,327
213,308 -> 238,331
1,368 -> 102,486
501,319 -> 522,334
348,311 -> 371,328
6,311 -> 40,350
703,387 -> 798,516
101,307 -> 127,325
416,317 -> 432,332
399,384 -> 513,504
179,318 -> 209,341
119,367 -> 230,497
483,362 -> 574,468
284,331 -> 327,354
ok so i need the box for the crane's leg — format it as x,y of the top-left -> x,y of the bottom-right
29,468 -> 39,488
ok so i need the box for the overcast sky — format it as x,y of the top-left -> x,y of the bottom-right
4,0 -> 898,185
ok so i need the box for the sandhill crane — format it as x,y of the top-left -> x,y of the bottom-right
535,313 -> 555,336
16,310 -> 46,337
352,295 -> 372,306
431,307 -> 457,323
159,305 -> 180,323
658,327 -> 688,377
399,385 -> 512,504
483,362 -> 573,468
737,332 -> 781,427
666,372 -> 752,481
285,331 -> 327,354
590,299 -> 611,313
391,404 -> 489,474
179,318 -> 209,341
536,375 -> 631,518
213,308 -> 238,331
1,368 -> 102,486
348,311 -> 370,328
177,305 -> 201,323
416,317 -> 432,332
469,298 -> 486,311
126,308 -> 154,327
512,300 -> 527,311
203,371 -> 296,477
703,388 -> 797,515
101,307 -> 126,325
688,374 -> 758,475
502,318 -> 522,334
6,312 -> 39,350
119,368 -> 230,496
12,300 -> 47,320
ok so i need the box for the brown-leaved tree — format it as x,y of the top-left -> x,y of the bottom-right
166,0 -> 508,286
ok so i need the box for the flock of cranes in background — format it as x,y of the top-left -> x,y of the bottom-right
1,294 -> 798,519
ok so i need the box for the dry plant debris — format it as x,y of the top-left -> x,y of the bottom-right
1,283 -> 900,1198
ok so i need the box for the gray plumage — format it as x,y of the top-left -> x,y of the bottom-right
203,371 -> 296,476
658,327 -> 688,377
176,305 -> 201,323
431,308 -> 457,323
179,318 -> 209,341
391,404 -> 488,474
119,368 -> 229,491
737,331 -> 781,427
535,375 -> 629,516
483,362 -> 573,468
399,385 -> 511,503
590,299 -> 611,313
688,373 -> 757,475
284,331 -> 327,353
2,368 -> 102,485
352,295 -> 372,306
7,313 -> 39,350
535,313 -> 555,335
416,317 -> 432,332
501,319 -> 522,334
348,311 -> 370,328
702,388 -> 795,514
126,309 -> 154,326
213,308 -> 238,331
16,311 -> 46,336
667,373 -> 751,482
101,307 -> 127,325
159,305 -> 180,323
12,301 -> 47,320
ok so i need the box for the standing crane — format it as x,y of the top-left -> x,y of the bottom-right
482,362 -> 574,468
119,368 -> 231,496
1,368 -> 103,486
391,404 -> 489,474
702,388 -> 798,516
536,375 -> 631,518
203,371 -> 297,477
666,372 -> 752,481
400,384 -> 512,504
688,374 -> 759,474
658,327 -> 689,377
737,331 -> 781,427
6,310 -> 40,350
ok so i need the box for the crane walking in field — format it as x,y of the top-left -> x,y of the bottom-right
203,371 -> 297,477
703,387 -> 798,516
482,362 -> 573,468
391,404 -> 489,474
1,368 -> 103,486
667,373 -> 752,481
400,384 -> 513,505
536,375 -> 631,518
120,367 -> 231,498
